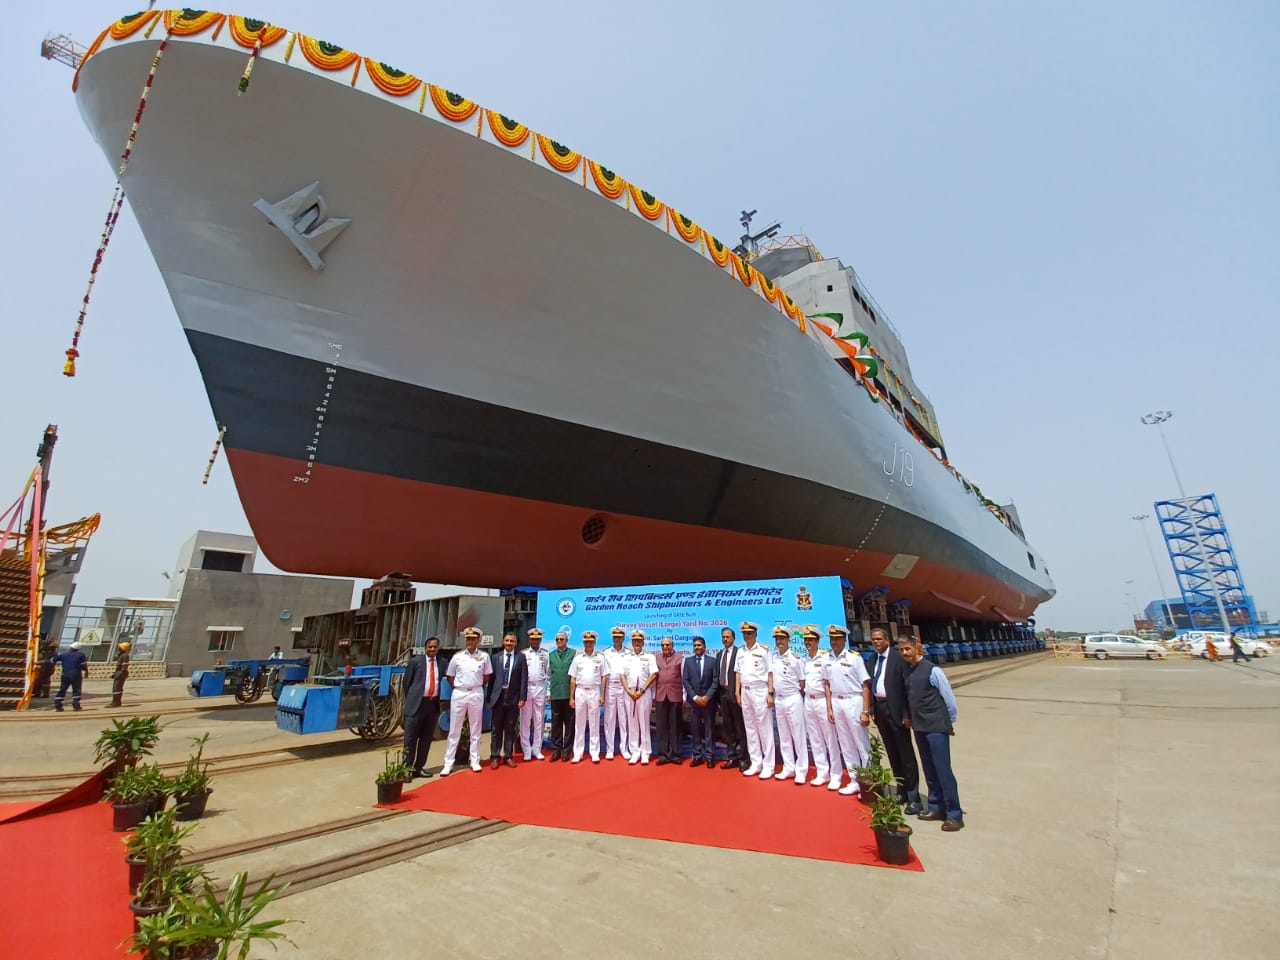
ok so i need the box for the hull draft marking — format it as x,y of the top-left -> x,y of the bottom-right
253,181 -> 350,270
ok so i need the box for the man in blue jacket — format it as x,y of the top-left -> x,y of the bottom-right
487,633 -> 528,769
898,636 -> 963,832
682,636 -> 719,767
53,641 -> 90,711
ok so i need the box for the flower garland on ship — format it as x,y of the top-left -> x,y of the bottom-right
73,10 -> 1014,531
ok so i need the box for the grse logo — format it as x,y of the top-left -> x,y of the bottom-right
557,598 -> 576,616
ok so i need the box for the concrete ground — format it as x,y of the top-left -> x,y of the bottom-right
3,654 -> 1277,958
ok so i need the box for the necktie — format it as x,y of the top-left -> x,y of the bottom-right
697,655 -> 703,680
873,654 -> 885,691
427,658 -> 436,698
720,649 -> 729,686
502,653 -> 511,687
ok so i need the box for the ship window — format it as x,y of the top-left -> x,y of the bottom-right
826,284 -> 833,292
1027,552 -> 1036,570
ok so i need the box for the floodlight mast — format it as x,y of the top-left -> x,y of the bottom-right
40,33 -> 85,69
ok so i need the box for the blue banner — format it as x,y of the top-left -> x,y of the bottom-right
536,576 -> 847,653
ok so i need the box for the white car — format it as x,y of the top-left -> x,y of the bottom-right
1083,634 -> 1165,660
1180,633 -> 1258,659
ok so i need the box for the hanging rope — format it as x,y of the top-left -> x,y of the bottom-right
202,425 -> 227,485
63,34 -> 170,377
238,37 -> 261,94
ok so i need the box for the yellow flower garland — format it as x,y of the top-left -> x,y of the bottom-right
163,10 -> 226,36
487,111 -> 531,148
670,210 -> 701,243
731,254 -> 754,286
429,84 -> 478,123
588,160 -> 626,200
537,134 -> 582,174
704,231 -> 732,267
108,11 -> 160,40
364,59 -> 421,97
627,183 -> 665,221
228,17 -> 287,49
299,36 -> 359,71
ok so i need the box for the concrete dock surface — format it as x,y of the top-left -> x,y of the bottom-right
3,653 -> 1277,959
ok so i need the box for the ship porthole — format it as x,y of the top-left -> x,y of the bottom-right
581,515 -> 608,546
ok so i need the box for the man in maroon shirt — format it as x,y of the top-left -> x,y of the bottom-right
653,636 -> 685,765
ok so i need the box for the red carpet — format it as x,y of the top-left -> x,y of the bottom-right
382,759 -> 923,871
0,801 -> 131,958
0,770 -> 106,824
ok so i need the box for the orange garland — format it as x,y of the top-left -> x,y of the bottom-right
486,111 -> 531,148
731,254 -> 754,286
163,10 -> 226,36
627,183 -> 665,221
536,134 -> 582,174
298,36 -> 359,71
108,10 -> 160,40
670,210 -> 700,244
588,160 -> 625,200
71,27 -> 108,93
704,232 -> 732,267
228,17 -> 287,49
757,272 -> 780,303
363,59 -> 421,97
429,85 -> 478,123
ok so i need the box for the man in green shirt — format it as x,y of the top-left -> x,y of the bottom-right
548,630 -> 577,761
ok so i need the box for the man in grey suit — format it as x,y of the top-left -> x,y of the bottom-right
403,637 -> 447,778
682,637 -> 719,768
487,633 -> 529,769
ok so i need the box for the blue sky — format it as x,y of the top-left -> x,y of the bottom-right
3,2 -> 1276,630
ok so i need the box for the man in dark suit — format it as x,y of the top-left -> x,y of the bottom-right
716,626 -> 748,770
682,637 -> 719,767
487,633 -> 528,768
869,628 -> 922,813
403,636 -> 447,779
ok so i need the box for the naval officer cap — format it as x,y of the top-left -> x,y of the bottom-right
772,625 -> 791,639
463,626 -> 482,640
739,621 -> 759,633
582,630 -> 598,640
802,624 -> 822,640
827,624 -> 850,637
528,628 -> 544,639
630,629 -> 646,641
610,626 -> 626,637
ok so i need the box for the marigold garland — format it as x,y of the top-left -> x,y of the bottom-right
298,36 -> 359,71
536,134 -> 581,173
162,10 -> 225,36
228,17 -> 287,49
486,111 -> 530,148
757,272 -> 780,303
704,231 -> 731,267
108,11 -> 160,40
71,27 -> 109,93
671,210 -> 700,243
428,85 -> 478,122
731,254 -> 754,286
779,293 -> 801,320
588,160 -> 625,199
364,59 -> 421,97
627,183 -> 664,221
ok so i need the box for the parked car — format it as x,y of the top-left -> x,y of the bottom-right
1082,634 -> 1165,660
1180,633 -> 1258,659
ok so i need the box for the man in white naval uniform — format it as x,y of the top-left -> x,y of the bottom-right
519,627 -> 551,761
735,621 -> 776,779
601,626 -> 633,760
568,631 -> 607,763
800,625 -> 836,788
770,625 -> 807,784
623,630 -> 658,764
826,623 -> 872,796
440,627 -> 493,776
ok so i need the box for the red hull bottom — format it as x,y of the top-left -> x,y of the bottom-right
229,449 -> 1037,621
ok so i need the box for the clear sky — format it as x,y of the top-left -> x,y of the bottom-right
4,2 -> 1276,631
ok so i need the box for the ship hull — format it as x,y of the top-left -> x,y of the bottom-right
73,21 -> 1055,621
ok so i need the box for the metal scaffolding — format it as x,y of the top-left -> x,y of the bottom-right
1154,493 -> 1257,630
40,34 -> 85,69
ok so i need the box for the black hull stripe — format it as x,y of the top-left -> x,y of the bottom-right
187,330 -> 1048,602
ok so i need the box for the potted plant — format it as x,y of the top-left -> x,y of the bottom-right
868,791 -> 913,865
106,765 -> 154,832
132,862 -> 206,934
173,733 -> 213,821
137,763 -> 172,817
174,872 -> 295,960
95,715 -> 163,785
375,749 -> 412,804
123,809 -> 198,898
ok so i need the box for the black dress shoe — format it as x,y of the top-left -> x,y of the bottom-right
670,757 -> 684,765
719,760 -> 737,770
941,818 -> 964,832
657,757 -> 670,765
420,770 -> 434,779
917,810 -> 945,821
411,769 -> 425,780
691,757 -> 704,767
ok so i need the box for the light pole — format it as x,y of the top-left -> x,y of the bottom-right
1133,514 -> 1177,634
1139,411 -> 1231,634
1122,580 -> 1138,626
